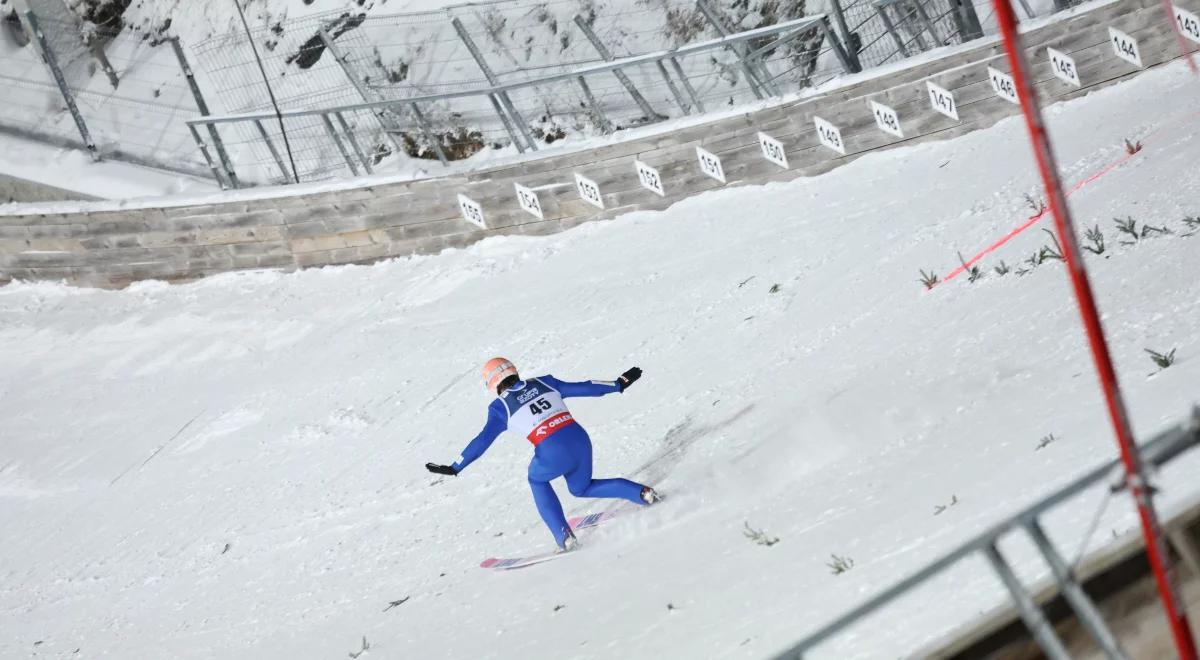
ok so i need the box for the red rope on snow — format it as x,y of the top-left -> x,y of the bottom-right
940,105 -> 1200,284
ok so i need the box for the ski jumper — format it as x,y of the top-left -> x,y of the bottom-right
451,375 -> 648,545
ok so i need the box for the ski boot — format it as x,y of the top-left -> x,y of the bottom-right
556,529 -> 579,554
640,486 -> 663,505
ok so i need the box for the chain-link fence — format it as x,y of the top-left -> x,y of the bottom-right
2,0 -> 1069,189
0,1 -> 210,176
191,0 -> 875,185
836,0 -> 983,68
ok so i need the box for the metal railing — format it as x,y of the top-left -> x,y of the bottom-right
2,0 -> 1054,188
0,3 -> 216,177
186,11 -> 862,186
770,407 -> 1200,659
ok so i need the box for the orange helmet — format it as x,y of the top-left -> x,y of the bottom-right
481,357 -> 519,394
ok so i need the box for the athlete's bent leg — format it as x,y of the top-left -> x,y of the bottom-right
560,427 -> 647,504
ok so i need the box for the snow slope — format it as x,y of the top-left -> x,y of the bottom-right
2,61 -> 1200,659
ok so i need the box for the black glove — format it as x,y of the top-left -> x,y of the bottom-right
617,367 -> 642,392
425,462 -> 458,476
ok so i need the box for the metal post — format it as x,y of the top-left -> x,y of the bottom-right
912,0 -> 945,46
983,543 -> 1072,660
816,17 -> 858,75
253,119 -> 293,183
695,0 -> 778,97
318,25 -> 407,157
486,94 -> 525,154
233,0 -> 299,185
656,59 -> 691,115
187,123 -> 230,190
85,33 -> 120,89
739,24 -> 825,88
576,75 -> 613,133
901,4 -> 931,51
408,102 -> 449,166
1015,0 -> 1037,19
669,57 -> 705,114
322,113 -> 361,176
1025,521 -> 1129,659
335,111 -> 373,174
952,0 -> 985,40
572,15 -> 664,120
991,0 -> 1198,654
25,10 -> 98,161
450,17 -> 538,151
876,5 -> 912,58
169,37 -> 239,188
826,0 -> 863,71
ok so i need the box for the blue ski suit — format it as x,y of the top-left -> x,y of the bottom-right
451,375 -> 647,545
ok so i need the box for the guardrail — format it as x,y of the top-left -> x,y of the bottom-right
185,13 -> 859,188
5,0 -> 997,188
770,407 -> 1200,659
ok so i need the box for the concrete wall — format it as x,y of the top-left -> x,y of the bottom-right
0,0 -> 1182,288
0,172 -> 98,204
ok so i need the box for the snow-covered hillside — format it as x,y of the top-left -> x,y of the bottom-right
2,61 -> 1200,659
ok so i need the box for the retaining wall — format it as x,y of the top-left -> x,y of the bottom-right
0,0 -> 1185,288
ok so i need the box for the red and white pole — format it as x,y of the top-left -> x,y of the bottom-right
990,1 -> 1198,656
1160,0 -> 1199,74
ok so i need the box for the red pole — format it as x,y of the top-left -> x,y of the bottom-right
990,2 -> 1198,657
1161,0 -> 1199,73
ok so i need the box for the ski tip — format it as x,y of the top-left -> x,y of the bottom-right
480,558 -> 499,568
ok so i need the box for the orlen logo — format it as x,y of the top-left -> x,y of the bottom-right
529,412 -> 575,443
517,387 -> 540,404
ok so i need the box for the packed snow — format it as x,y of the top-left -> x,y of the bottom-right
2,60 -> 1200,659
0,131 -> 218,202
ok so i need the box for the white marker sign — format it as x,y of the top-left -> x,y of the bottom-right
926,81 -> 959,120
758,132 -> 789,168
1047,48 -> 1081,87
695,146 -> 726,183
457,194 -> 486,230
988,66 -> 1020,105
870,100 -> 903,138
634,160 -> 665,197
1108,27 -> 1143,68
514,183 -> 544,220
813,117 -> 846,155
1176,5 -> 1200,44
574,173 -> 604,209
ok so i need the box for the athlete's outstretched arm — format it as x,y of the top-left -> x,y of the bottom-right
541,368 -> 641,398
425,399 -> 508,475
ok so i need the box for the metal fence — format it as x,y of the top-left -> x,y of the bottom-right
771,407 -> 1200,659
836,0 -> 984,68
0,2 -> 212,177
188,4 -> 866,186
2,0 -> 1073,189
183,0 -> 1002,186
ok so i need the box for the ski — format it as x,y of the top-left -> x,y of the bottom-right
480,506 -> 635,570
480,550 -> 569,570
566,508 -> 627,531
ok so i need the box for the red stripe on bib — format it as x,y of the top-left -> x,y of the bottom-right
528,412 -> 576,445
